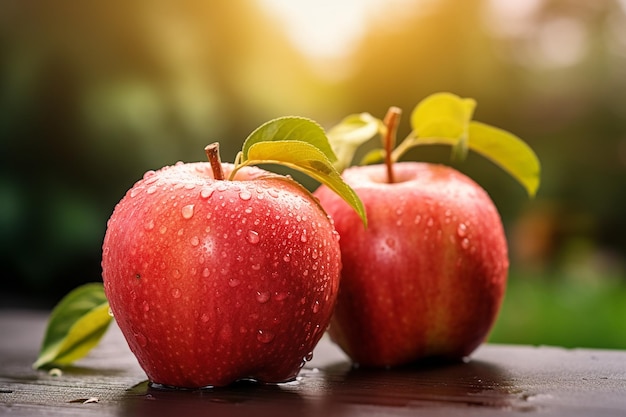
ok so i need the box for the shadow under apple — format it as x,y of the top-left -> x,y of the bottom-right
313,358 -> 536,413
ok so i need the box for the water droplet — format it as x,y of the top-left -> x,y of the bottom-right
312,300 -> 320,313
461,238 -> 471,249
171,288 -> 182,298
457,223 -> 468,237
190,236 -> 200,246
283,254 -> 291,263
200,187 -> 214,199
135,333 -> 148,347
256,291 -> 270,303
146,185 -> 157,195
300,233 -> 308,243
144,220 -> 154,230
246,230 -> 260,244
130,188 -> 140,198
142,301 -> 150,312
239,191 -> 252,201
228,278 -> 241,287
274,292 -> 289,301
202,268 -> 210,277
304,351 -> 314,362
159,225 -> 167,234
107,307 -> 114,317
251,263 -> 261,271
217,183 -> 228,192
181,204 -> 195,219
267,189 -> 280,198
184,183 -> 196,190
257,329 -> 275,344
143,170 -> 156,179
200,313 -> 210,323
311,249 -> 318,259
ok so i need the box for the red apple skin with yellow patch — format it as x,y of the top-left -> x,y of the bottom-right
314,162 -> 508,367
102,162 -> 340,388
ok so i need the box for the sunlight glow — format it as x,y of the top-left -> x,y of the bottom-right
257,0 -> 414,80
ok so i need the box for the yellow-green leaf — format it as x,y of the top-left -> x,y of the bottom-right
410,92 -> 476,139
242,116 -> 337,163
33,283 -> 112,369
468,121 -> 541,197
247,140 -> 367,226
327,113 -> 382,172
359,148 -> 385,166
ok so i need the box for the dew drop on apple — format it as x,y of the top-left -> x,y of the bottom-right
159,225 -> 167,234
304,351 -> 314,362
461,238 -> 471,250
146,185 -> 157,195
228,278 -> 241,287
200,187 -> 214,199
274,291 -> 289,301
190,236 -> 200,246
142,301 -> 150,312
457,222 -> 468,237
256,291 -> 270,304
181,204 -> 195,219
144,219 -> 154,231
239,191 -> 252,201
246,230 -> 260,244
312,300 -> 320,314
257,329 -> 275,344
143,170 -> 156,179
135,333 -> 148,348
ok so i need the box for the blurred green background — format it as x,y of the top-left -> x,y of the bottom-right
1,0 -> 625,349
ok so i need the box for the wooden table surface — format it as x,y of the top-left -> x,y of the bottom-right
1,309 -> 625,417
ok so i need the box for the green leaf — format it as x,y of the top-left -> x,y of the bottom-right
359,148 -> 385,166
392,121 -> 541,197
410,92 -> 476,139
242,116 -> 337,163
467,121 -> 541,197
246,140 -> 367,226
33,283 -> 112,369
327,113 -> 382,172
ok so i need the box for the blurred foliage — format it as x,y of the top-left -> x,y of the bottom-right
490,273 -> 626,349
0,0 -> 625,346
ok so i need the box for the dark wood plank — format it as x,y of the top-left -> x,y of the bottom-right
1,310 -> 626,416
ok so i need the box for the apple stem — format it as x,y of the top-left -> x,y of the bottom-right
383,106 -> 402,184
205,142 -> 225,180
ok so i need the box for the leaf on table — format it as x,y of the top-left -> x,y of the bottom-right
33,283 -> 112,369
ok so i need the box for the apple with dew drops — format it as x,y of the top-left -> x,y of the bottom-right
314,94 -> 540,367
33,116 -> 366,388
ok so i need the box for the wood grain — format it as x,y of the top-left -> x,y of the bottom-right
1,310 -> 625,416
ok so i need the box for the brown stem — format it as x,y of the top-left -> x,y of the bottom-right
205,142 -> 225,180
383,106 -> 402,184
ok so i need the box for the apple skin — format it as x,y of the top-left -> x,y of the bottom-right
313,162 -> 508,367
101,162 -> 341,388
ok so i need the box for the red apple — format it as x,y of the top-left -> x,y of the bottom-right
313,162 -> 508,367
102,158 -> 341,387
